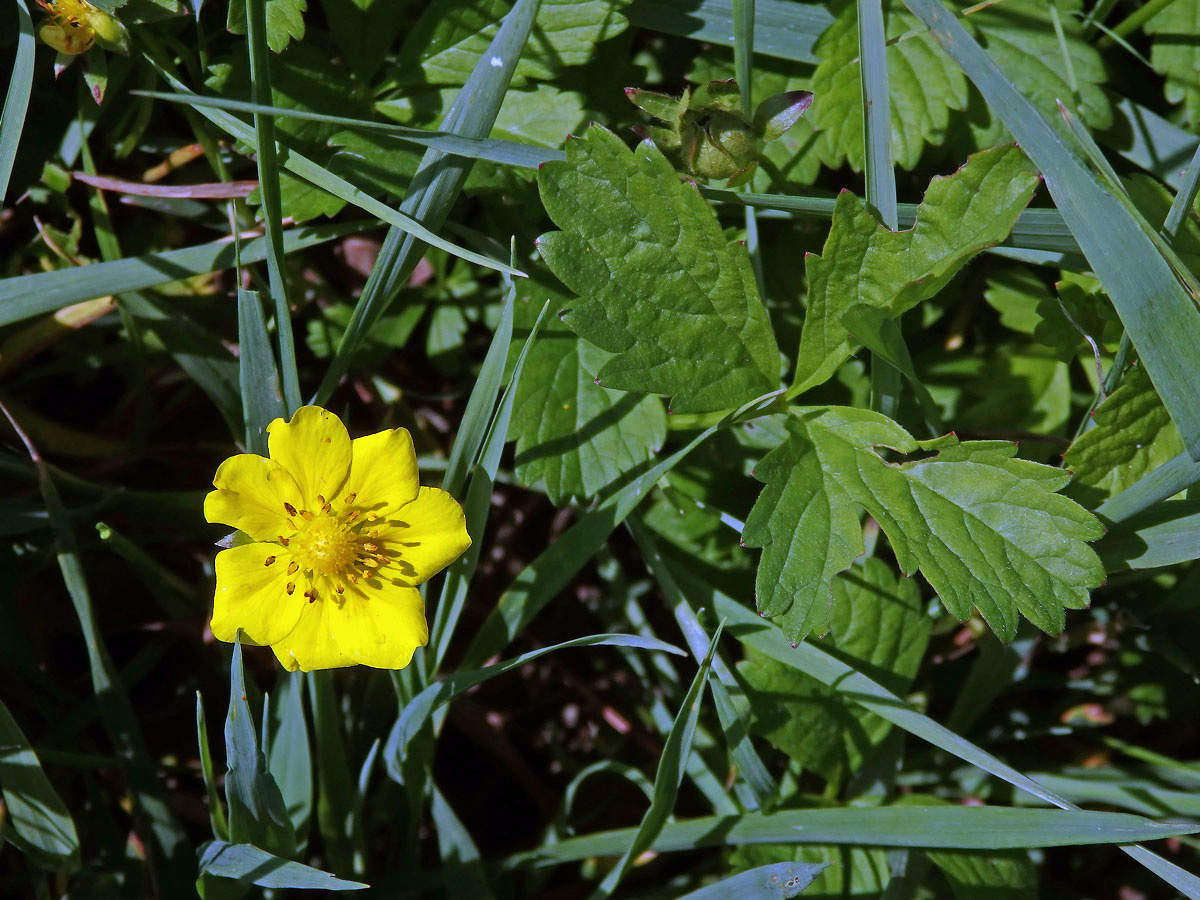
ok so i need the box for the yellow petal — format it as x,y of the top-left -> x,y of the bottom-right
211,543 -> 307,645
342,427 -> 420,515
266,406 -> 351,511
378,487 -> 471,586
270,581 -> 427,671
205,454 -> 302,541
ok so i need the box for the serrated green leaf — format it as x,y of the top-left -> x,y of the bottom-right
810,0 -> 1109,171
537,124 -> 780,413
510,290 -> 667,505
744,407 -> 1105,642
1147,0 -> 1200,127
967,0 -> 1110,130
399,0 -> 627,86
809,0 -> 967,171
1065,364 -> 1184,510
228,0 -> 306,52
740,557 -> 930,787
793,144 -> 1039,395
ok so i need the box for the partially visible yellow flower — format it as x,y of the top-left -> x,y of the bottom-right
204,406 -> 470,672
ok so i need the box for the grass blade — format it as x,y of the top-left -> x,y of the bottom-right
0,0 -> 35,203
0,408 -> 192,896
130,91 -> 562,169
316,0 -> 543,403
901,0 -> 1200,462
588,626 -> 722,899
0,222 -> 363,327
626,0 -> 833,64
236,288 -> 286,454
141,41 -> 522,282
245,0 -> 300,412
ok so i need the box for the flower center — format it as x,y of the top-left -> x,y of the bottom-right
291,515 -> 357,576
268,494 -> 394,603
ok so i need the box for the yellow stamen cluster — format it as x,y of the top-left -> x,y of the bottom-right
262,492 -> 391,603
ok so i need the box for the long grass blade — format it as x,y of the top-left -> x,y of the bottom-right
0,222 -> 363,327
901,0 -> 1200,462
0,0 -> 35,203
245,0 -> 300,412
316,0 -> 543,403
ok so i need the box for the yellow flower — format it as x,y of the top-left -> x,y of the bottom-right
204,406 -> 470,672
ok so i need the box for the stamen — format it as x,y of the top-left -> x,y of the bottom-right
286,582 -> 295,595
264,556 -> 276,566
286,519 -> 296,530
335,585 -> 344,595
366,512 -> 378,521
287,561 -> 299,575
278,535 -> 290,546
284,502 -> 298,516
299,509 -> 314,521
317,494 -> 326,507
322,502 -> 332,514
344,492 -> 356,504
347,509 -> 360,521
361,557 -> 380,568
363,542 -> 380,553
347,573 -> 359,584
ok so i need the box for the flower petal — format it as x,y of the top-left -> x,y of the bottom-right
270,581 -> 427,671
378,487 -> 471,586
211,543 -> 307,645
205,454 -> 302,541
267,406 -> 352,511
342,427 -> 420,516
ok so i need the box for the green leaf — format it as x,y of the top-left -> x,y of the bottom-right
510,285 -> 667,505
224,641 -> 296,857
227,0 -> 306,52
809,0 -> 967,171
1098,499 -> 1200,571
197,840 -> 365,890
0,698 -> 80,871
537,124 -> 781,413
792,144 -> 1039,395
399,0 -> 628,86
744,407 -> 1105,642
740,557 -> 930,787
732,845 -> 889,898
265,672 -> 312,845
1065,364 -> 1184,510
677,861 -> 829,899
1147,0 -> 1200,126
925,849 -> 1037,900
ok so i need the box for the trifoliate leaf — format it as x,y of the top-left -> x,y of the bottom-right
744,407 -> 1105,643
793,144 -> 1039,395
510,286 -> 667,505
399,0 -> 627,86
809,0 -> 968,171
1065,364 -> 1184,510
537,124 -> 781,413
1147,0 -> 1200,127
739,557 -> 929,787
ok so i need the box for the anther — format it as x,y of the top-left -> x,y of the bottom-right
299,509 -> 314,521
366,512 -> 378,521
317,494 -> 326,506
335,585 -> 344,595
361,557 -> 380,568
287,561 -> 299,575
278,535 -> 290,546
347,509 -> 360,521
286,582 -> 295,595
344,492 -> 356,504
322,502 -> 332,514
363,542 -> 379,553
347,573 -> 359,584
264,556 -> 276,566
284,502 -> 298,516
